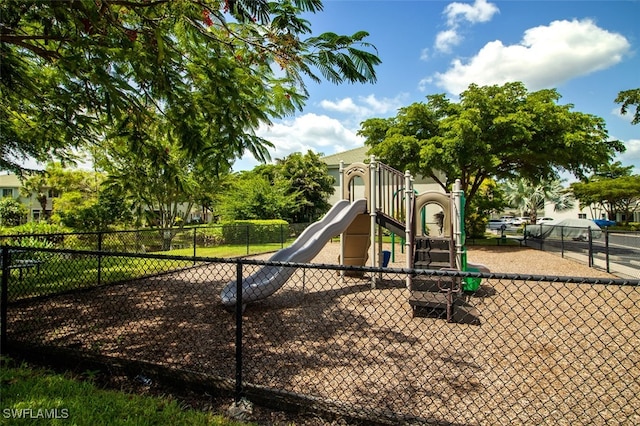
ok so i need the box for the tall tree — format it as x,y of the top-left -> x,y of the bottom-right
590,161 -> 635,180
99,136 -> 200,230
615,88 -> 640,125
1,0 -> 381,173
503,179 -> 575,224
0,197 -> 27,227
216,170 -> 299,221
276,150 -> 334,222
571,175 -> 640,224
19,173 -> 49,218
359,82 -> 625,208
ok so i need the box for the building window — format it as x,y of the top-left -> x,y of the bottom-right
578,213 -> 586,219
2,188 -> 13,197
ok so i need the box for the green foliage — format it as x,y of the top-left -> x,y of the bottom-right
217,151 -> 334,222
197,227 -> 226,247
615,88 -> 640,125
98,130 -> 210,229
1,0 -> 380,174
221,219 -> 288,244
503,178 -> 575,223
360,82 -> 624,210
0,221 -> 70,236
571,175 -> 640,224
0,197 -> 27,226
465,211 -> 488,239
0,359 -> 244,425
465,179 -> 506,238
275,150 -> 335,222
217,172 -> 299,221
51,187 -> 133,232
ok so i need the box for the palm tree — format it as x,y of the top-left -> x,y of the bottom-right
19,173 -> 49,220
503,178 -> 575,224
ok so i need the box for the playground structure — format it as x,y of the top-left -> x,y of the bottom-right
221,156 -> 487,322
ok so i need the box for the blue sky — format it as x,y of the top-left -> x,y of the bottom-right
237,0 -> 640,177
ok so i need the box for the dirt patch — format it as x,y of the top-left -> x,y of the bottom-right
8,242 -> 638,425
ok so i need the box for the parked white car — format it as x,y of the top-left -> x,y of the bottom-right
488,219 -> 510,230
512,217 -> 531,226
500,216 -> 515,224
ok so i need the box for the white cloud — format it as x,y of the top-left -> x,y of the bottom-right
433,0 -> 499,53
612,106 -> 638,124
427,19 -> 631,95
434,29 -> 462,54
444,0 -> 500,26
616,138 -> 640,173
232,95 -> 410,171
420,48 -> 430,61
319,94 -> 406,121
233,113 -> 365,171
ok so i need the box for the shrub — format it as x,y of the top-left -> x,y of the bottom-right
221,219 -> 288,244
198,227 -> 225,247
0,222 -> 71,236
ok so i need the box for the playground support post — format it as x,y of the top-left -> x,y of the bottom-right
339,161 -> 345,279
452,179 -> 463,270
404,170 -> 412,290
369,155 -> 377,289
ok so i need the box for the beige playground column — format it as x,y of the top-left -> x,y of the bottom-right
369,155 -> 377,289
405,170 -> 413,290
339,160 -> 345,278
452,179 -> 463,269
339,156 -> 378,287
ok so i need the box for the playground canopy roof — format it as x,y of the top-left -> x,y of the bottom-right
322,146 -> 369,167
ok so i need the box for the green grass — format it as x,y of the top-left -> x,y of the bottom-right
165,241 -> 295,258
465,235 -> 525,246
0,358 -> 252,426
5,255 -> 193,301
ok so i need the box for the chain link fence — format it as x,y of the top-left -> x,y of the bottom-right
525,225 -> 640,279
0,223 -> 311,257
2,246 -> 639,425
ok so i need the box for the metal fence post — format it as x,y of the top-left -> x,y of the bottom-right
281,224 -> 284,249
588,226 -> 593,268
246,225 -> 250,256
97,232 -> 103,286
605,229 -> 610,273
1,247 -> 9,354
193,228 -> 197,265
560,226 -> 565,258
235,260 -> 243,403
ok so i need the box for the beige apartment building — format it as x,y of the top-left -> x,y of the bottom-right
0,173 -> 54,221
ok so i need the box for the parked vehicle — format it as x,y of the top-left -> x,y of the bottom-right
512,217 -> 531,226
593,218 -> 616,228
538,217 -> 554,223
500,216 -> 515,224
488,219 -> 510,230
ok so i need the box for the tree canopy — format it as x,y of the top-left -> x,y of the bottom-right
1,0 -> 381,173
503,178 -> 574,224
359,82 -> 625,207
218,150 -> 334,222
570,176 -> 640,224
615,88 -> 640,125
570,163 -> 640,224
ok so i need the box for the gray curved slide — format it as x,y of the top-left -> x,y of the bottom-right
220,199 -> 368,307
